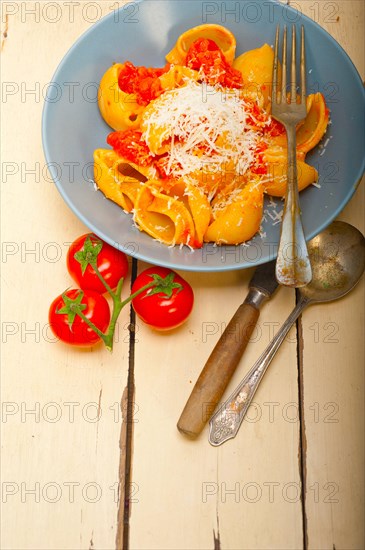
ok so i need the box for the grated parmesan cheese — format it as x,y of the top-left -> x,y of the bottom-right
142,80 -> 262,180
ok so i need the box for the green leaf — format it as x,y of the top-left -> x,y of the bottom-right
74,235 -> 103,275
146,272 -> 183,299
57,291 -> 87,329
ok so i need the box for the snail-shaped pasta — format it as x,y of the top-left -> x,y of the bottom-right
204,178 -> 265,245
262,151 -> 318,197
98,64 -> 144,131
133,179 -> 211,247
296,92 -> 329,153
93,149 -> 155,212
233,43 -> 275,107
166,24 -> 236,65
166,180 -> 211,245
269,92 -> 329,153
133,181 -> 196,246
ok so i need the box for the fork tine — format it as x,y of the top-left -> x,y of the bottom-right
282,25 -> 287,102
272,24 -> 280,104
300,25 -> 306,104
290,25 -> 297,103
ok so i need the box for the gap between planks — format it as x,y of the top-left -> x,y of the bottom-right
116,258 -> 138,550
296,289 -> 309,550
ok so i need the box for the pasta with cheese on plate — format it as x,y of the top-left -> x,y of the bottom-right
94,24 -> 329,248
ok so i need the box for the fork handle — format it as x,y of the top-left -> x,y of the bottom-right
177,301 -> 260,438
276,124 -> 312,287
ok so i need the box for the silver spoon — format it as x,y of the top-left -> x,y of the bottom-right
209,221 -> 365,446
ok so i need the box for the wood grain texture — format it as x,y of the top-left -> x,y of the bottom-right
1,4 -> 127,550
0,1 -> 363,549
292,1 -> 365,548
130,267 -> 302,550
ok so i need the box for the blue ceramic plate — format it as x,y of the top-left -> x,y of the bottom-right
42,0 -> 364,272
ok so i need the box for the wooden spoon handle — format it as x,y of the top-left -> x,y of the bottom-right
177,302 -> 260,438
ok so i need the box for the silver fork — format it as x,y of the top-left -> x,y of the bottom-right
272,24 -> 312,287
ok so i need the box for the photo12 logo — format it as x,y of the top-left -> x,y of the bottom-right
1,480 -> 139,504
1,2 -> 140,25
201,1 -> 340,24
201,1 -> 302,24
201,480 -> 340,504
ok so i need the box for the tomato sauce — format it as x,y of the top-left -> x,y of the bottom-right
118,61 -> 170,106
185,38 -> 243,88
265,118 -> 285,137
251,143 -> 268,175
107,130 -> 154,166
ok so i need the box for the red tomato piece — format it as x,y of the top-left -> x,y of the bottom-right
185,37 -> 220,69
118,61 -> 169,105
265,117 -> 286,137
153,154 -> 181,180
117,61 -> 138,94
185,38 -> 243,88
107,130 -> 155,166
49,289 -> 110,346
67,233 -> 129,294
251,142 -> 269,175
245,101 -> 268,127
131,267 -> 194,331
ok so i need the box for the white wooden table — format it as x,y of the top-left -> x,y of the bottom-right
1,1 -> 364,549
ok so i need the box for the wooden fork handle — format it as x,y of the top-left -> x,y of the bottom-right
177,302 -> 260,438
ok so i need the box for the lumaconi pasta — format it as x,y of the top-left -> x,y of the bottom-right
93,149 -> 156,211
95,24 -> 329,248
97,64 -> 145,131
166,23 -> 237,65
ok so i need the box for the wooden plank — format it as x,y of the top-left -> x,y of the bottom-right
0,4 -> 128,549
294,1 -> 365,548
130,265 -> 303,549
1,1 -> 363,549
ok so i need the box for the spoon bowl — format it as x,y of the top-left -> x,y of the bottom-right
303,221 -> 365,302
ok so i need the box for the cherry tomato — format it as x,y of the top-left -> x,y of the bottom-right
131,267 -> 194,330
49,289 -> 110,346
67,234 -> 128,294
